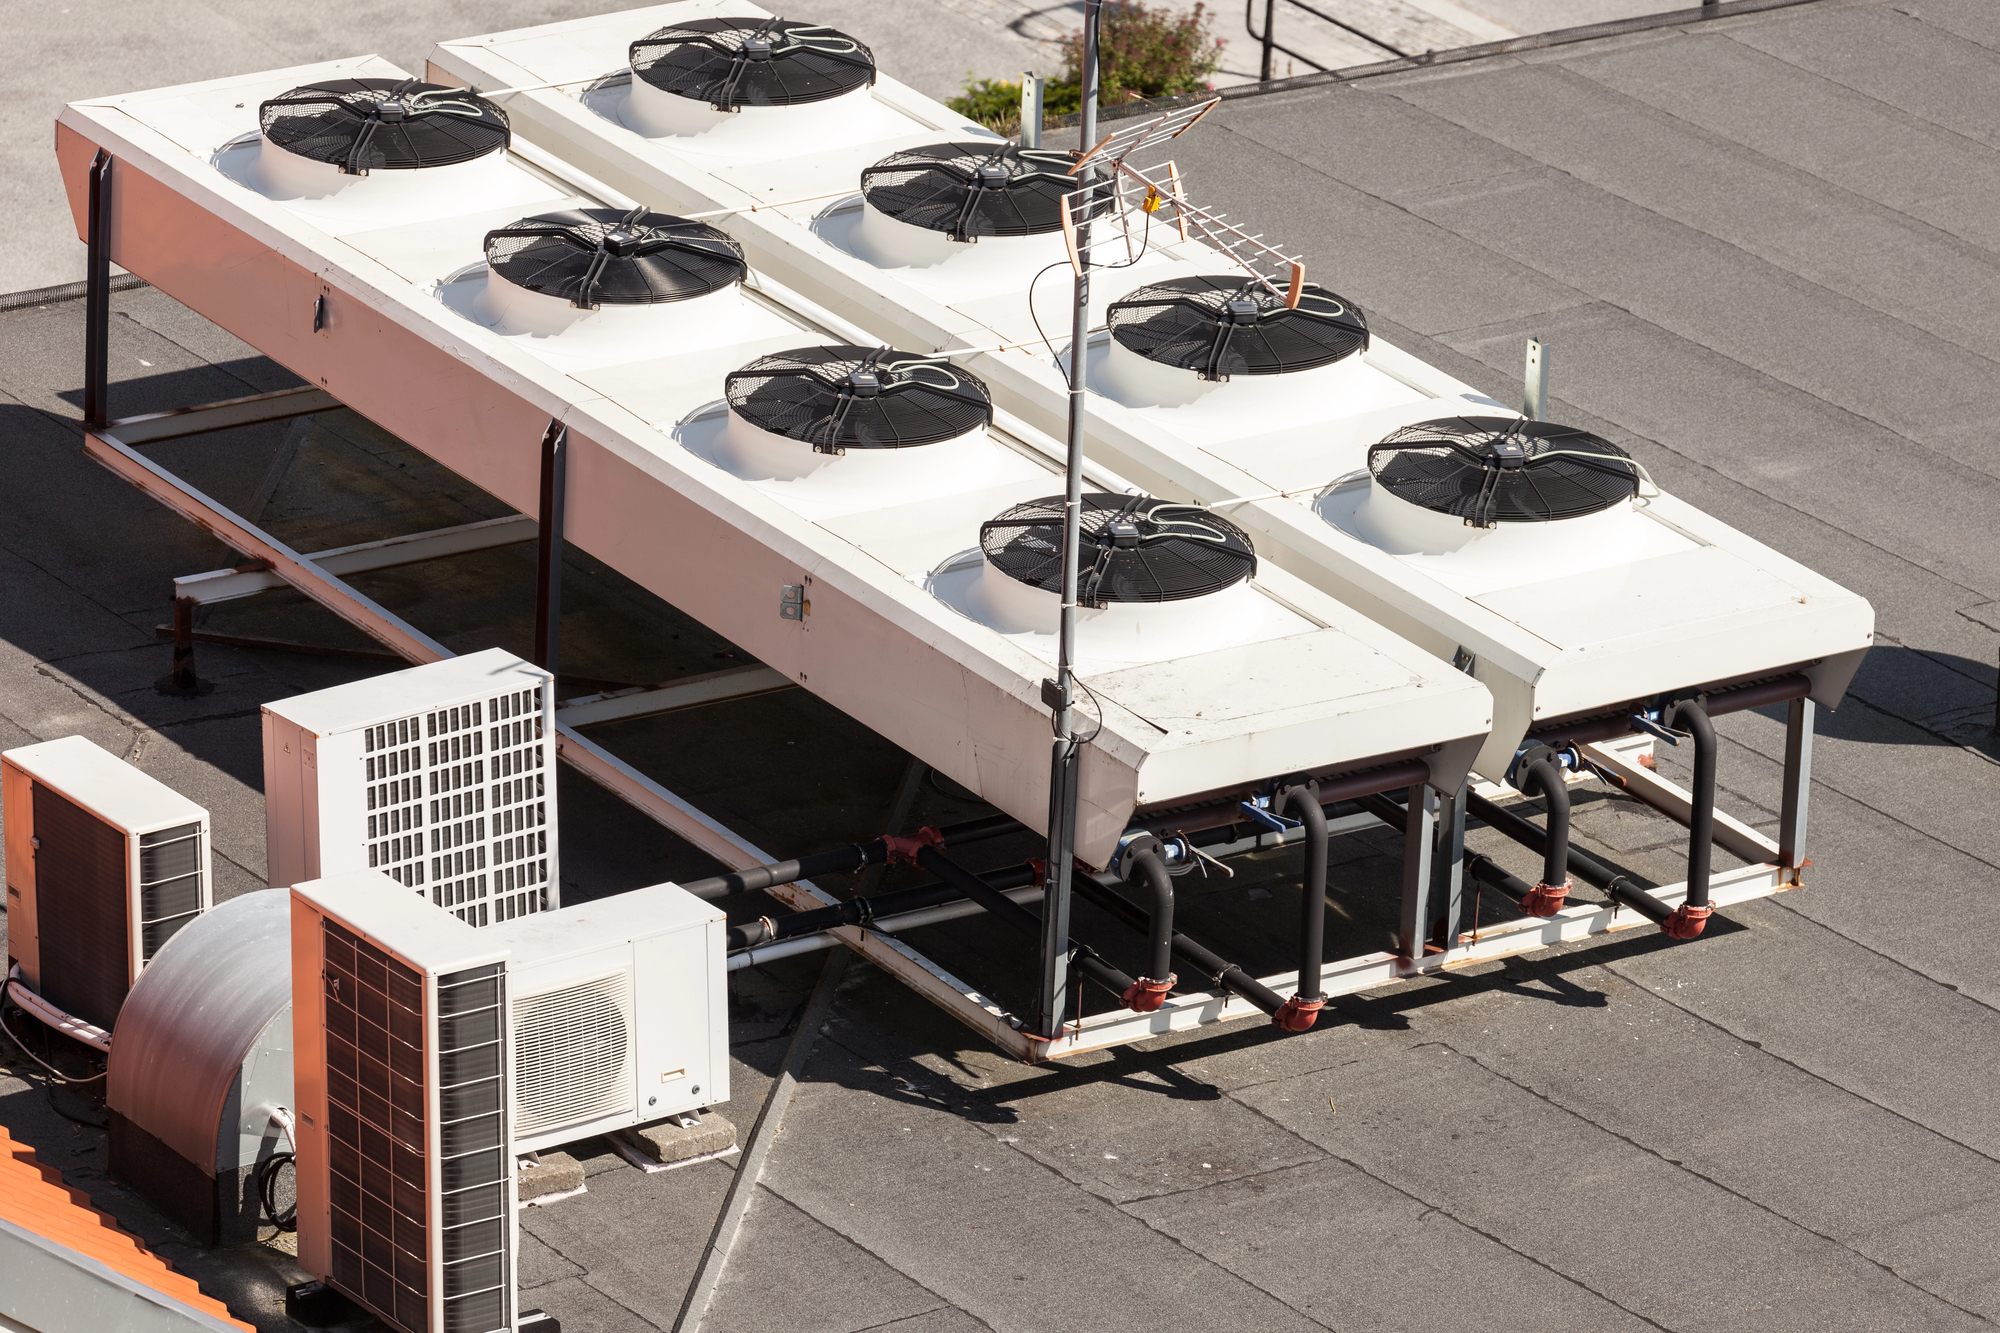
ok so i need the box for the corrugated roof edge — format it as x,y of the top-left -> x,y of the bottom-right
1046,0 -> 1827,128
0,1128 -> 252,1333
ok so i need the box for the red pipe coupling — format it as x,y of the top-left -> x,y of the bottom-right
1272,994 -> 1325,1032
1520,876 -> 1573,918
1662,903 -> 1712,940
1121,974 -> 1176,1013
882,826 -> 946,865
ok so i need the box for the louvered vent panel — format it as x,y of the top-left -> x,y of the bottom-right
322,920 -> 429,1333
32,782 -> 130,1030
137,822 -> 202,962
512,973 -> 634,1138
437,963 -> 510,1333
365,713 -> 432,897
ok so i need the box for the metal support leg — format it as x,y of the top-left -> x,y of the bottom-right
154,595 -> 212,696
1260,0 -> 1276,80
1779,697 -> 1814,883
1432,787 -> 1467,947
1038,740 -> 1079,1038
1399,783 -> 1438,964
83,151 -> 112,429
533,419 -> 567,676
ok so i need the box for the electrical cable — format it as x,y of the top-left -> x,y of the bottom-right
0,992 -> 108,1084
257,1153 -> 298,1232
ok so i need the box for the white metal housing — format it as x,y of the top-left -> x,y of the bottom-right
57,61 -> 1494,869
262,649 -> 559,924
2,735 -> 212,1031
431,4 -> 1874,779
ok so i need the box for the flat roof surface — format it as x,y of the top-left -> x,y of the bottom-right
3,1 -> 1998,1329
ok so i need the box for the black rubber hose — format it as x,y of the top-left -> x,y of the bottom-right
913,846 -> 1137,1002
1071,877 -> 1287,1015
1664,698 -> 1716,909
1277,785 -> 1328,1001
1463,791 -> 1674,924
257,1151 -> 297,1232
1126,850 -> 1176,984
1519,755 -> 1570,890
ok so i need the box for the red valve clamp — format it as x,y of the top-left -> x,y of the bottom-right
1272,994 -> 1325,1032
881,826 -> 945,865
1120,974 -> 1176,1014
1520,876 -> 1572,918
1662,902 -> 1712,940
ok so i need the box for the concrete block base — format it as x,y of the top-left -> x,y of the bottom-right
615,1111 -> 738,1170
517,1151 -> 586,1206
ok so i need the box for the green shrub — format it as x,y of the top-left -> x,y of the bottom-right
947,2 -> 1222,135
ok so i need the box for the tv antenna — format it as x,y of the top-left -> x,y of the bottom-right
1058,99 -> 1307,307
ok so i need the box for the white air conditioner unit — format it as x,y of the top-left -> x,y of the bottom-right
291,870 -> 727,1331
2,735 -> 212,1032
264,649 -> 559,926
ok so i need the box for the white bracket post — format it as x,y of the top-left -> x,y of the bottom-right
1020,72 -> 1044,149
1524,336 -> 1549,421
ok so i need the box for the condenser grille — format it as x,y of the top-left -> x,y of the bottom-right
137,822 -> 202,963
437,963 -> 511,1333
367,713 -> 433,893
322,920 -> 429,1333
513,974 -> 634,1138
31,783 -> 129,1030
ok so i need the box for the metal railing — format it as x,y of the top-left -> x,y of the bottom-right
1246,0 -> 1407,80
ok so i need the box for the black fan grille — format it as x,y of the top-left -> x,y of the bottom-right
861,143 -> 1098,242
727,345 -> 993,453
631,18 -> 875,110
260,79 -> 508,174
484,206 -> 745,308
980,493 -> 1256,607
1108,275 -> 1368,380
1368,417 -> 1640,527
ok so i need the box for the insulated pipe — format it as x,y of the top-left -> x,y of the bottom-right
1120,850 -> 1177,1013
1464,791 -> 1675,926
679,812 -> 1024,901
1131,758 -> 1433,836
728,864 -> 1042,949
1070,878 -> 1288,1016
1272,784 -> 1328,1030
1516,752 -> 1572,917
1660,697 -> 1717,938
913,845 -> 1138,1004
1355,794 -> 1534,910
1523,673 -> 1810,749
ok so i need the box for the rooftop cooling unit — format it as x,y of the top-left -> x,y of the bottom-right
247,78 -> 511,212
626,17 -> 877,138
262,649 -> 558,926
1356,416 -> 1642,538
108,890 -> 292,1246
2,735 -> 211,1032
855,143 -> 1087,267
292,871 -> 727,1330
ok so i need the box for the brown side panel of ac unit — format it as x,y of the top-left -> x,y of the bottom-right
31,782 -> 130,1030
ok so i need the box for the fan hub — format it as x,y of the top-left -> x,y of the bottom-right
1103,519 -> 1143,549
844,369 -> 883,398
1487,438 -> 1529,469
374,99 -> 409,122
1223,298 -> 1260,325
741,36 -> 775,59
601,228 -> 640,257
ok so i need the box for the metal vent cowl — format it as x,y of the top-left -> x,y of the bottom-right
980,493 -> 1257,607
1108,275 -> 1369,381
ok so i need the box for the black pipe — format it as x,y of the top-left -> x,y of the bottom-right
1516,752 -> 1571,916
1357,790 -> 1535,917
913,845 -> 1137,1002
1273,783 -> 1327,1030
682,812 -> 1022,901
1660,697 -> 1717,937
84,151 -> 111,429
1121,850 -> 1176,1012
1071,877 -> 1287,1016
727,864 -> 1042,948
1464,791 -> 1674,926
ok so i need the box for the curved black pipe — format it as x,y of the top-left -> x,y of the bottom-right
1663,698 -> 1716,910
1463,790 -> 1675,925
912,845 -> 1137,1003
1520,752 -> 1568,888
1276,784 -> 1327,1004
1126,850 -> 1176,986
1071,877 -> 1287,1015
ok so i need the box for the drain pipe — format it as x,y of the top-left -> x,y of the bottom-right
1069,877 -> 1288,1018
1658,695 -> 1717,938
1462,790 -> 1676,927
1272,781 -> 1328,1031
1509,745 -> 1576,916
913,844 -> 1139,1006
1114,837 -> 1177,1013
